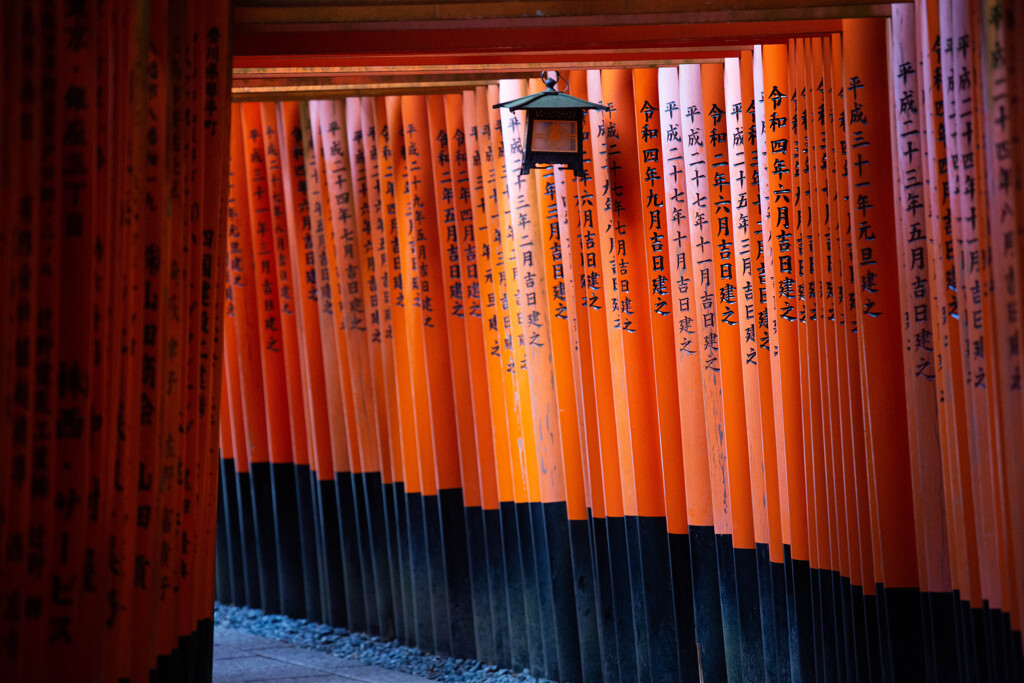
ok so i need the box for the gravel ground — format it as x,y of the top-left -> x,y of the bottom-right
213,603 -> 556,683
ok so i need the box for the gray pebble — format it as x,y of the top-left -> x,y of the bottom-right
214,602 -> 557,683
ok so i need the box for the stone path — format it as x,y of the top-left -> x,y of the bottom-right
214,624 -> 433,682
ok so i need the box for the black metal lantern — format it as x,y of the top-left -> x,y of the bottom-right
494,72 -> 609,177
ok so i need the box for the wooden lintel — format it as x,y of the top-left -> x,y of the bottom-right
231,57 -> 736,89
228,57 -> 735,99
234,47 -> 749,70
233,51 -> 743,75
231,79 -> 501,101
229,2 -> 895,91
233,17 -> 859,63
233,1 -> 900,27
231,71 -> 536,89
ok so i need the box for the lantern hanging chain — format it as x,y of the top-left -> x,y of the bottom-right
540,70 -> 570,94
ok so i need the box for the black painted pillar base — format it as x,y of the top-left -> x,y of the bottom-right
542,503 -> 583,682
499,501 -> 530,671
881,586 -> 925,680
147,618 -> 213,683
688,525 -> 726,683
669,531 -> 700,683
589,515 -> 621,683
363,473 -> 396,640
608,515 -> 639,683
268,462 -> 308,619
405,490 -> 433,651
465,505 -> 495,663
482,507 -> 511,668
438,489 -> 476,659
421,493 -> 452,655
567,516 -> 600,683
732,544 -> 765,681
754,544 -> 780,683
217,457 -> 245,606
315,477 -> 347,627
515,503 -> 546,676
634,515 -> 680,683
292,464 -> 321,622
783,546 -> 815,682
248,463 -> 281,614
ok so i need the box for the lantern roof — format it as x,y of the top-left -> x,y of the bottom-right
493,81 -> 609,112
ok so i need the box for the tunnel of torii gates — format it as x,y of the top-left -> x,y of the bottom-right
3,0 -> 1024,681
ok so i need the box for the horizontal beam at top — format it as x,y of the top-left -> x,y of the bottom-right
234,50 -> 740,74
232,71 -> 534,89
234,18 -> 853,63
234,0 -> 898,26
233,47 -> 746,69
233,51 -> 741,79
231,59 -> 733,99
232,79 -> 504,101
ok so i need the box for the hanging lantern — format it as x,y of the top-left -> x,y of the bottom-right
494,71 -> 609,177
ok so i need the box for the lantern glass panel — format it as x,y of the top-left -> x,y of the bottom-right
531,118 -> 578,153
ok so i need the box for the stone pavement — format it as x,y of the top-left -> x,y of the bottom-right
214,624 -> 434,682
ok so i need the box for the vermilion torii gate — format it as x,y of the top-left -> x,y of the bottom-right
2,2 -> 1023,681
